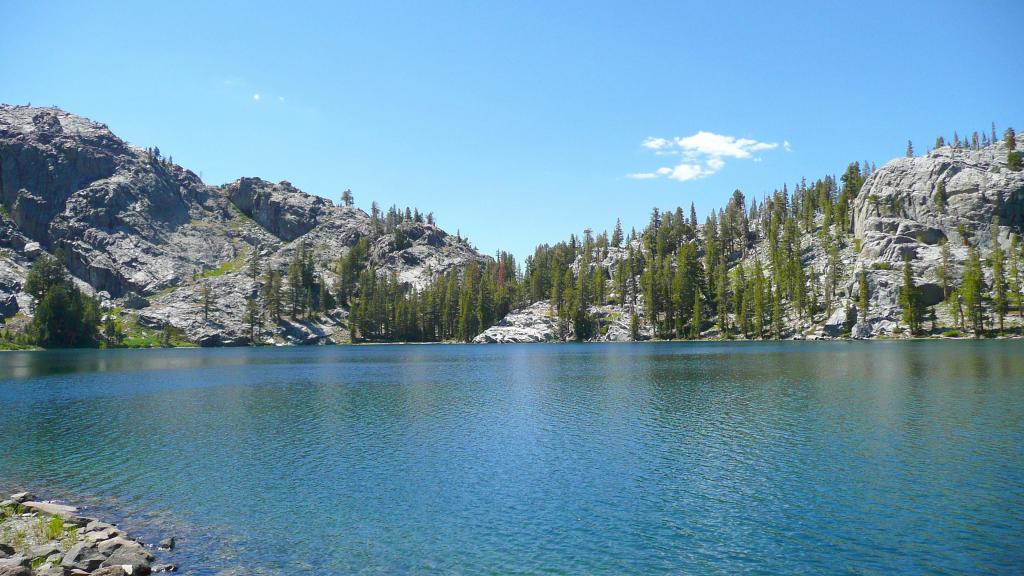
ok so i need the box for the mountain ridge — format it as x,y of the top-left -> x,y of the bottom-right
0,104 -> 486,345
2,104 -> 1023,347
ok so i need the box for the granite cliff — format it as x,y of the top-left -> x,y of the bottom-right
3,105 -> 1021,346
476,135 -> 1024,342
0,105 -> 485,345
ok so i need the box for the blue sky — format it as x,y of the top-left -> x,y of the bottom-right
3,1 -> 1021,259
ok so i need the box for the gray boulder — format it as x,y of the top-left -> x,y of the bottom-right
20,501 -> 77,518
851,322 -> 872,339
85,520 -> 117,532
122,291 -> 150,309
91,567 -> 133,576
822,306 -> 855,337
28,543 -> 61,561
61,542 -> 106,572
98,537 -> 153,574
0,557 -> 28,569
0,564 -> 30,576
32,563 -> 63,576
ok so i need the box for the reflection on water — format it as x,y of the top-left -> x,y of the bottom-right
1,342 -> 1022,574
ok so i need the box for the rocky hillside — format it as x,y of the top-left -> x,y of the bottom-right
0,105 -> 485,345
476,135 -> 1024,343
3,105 -> 1021,347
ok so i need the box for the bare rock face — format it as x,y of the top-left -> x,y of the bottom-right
852,138 -> 1024,325
854,140 -> 1024,249
473,301 -> 560,343
369,221 -> 486,289
0,105 -> 486,345
223,177 -> 331,241
0,105 -> 235,297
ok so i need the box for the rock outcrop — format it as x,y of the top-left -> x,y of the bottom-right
3,104 -> 1021,345
473,301 -> 560,343
0,105 -> 486,345
849,137 -> 1024,334
1,491 -> 172,575
483,138 -> 1024,342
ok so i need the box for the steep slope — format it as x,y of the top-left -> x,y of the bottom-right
849,139 -> 1024,335
0,105 -> 485,345
478,136 -> 1024,342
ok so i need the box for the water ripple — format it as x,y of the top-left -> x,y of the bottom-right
1,342 -> 1022,574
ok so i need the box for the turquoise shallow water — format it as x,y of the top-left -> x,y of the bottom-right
0,342 -> 1022,575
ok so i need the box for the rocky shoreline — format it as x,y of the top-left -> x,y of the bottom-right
0,492 -> 175,576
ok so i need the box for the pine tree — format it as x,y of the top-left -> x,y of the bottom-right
1010,234 -> 1022,321
245,296 -> 259,344
906,139 -> 914,157
611,218 -> 623,248
937,240 -> 953,301
1005,127 -> 1017,151
858,270 -> 869,322
934,181 -> 946,211
24,254 -> 100,348
690,291 -> 702,339
962,245 -> 984,337
900,257 -> 923,335
991,233 -> 1007,333
201,281 -> 212,321
753,257 -> 766,339
715,253 -> 730,334
341,189 -> 354,206
771,281 -> 782,339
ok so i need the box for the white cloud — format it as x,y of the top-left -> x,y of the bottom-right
278,96 -> 285,102
252,93 -> 261,101
668,163 -> 709,182
642,137 -> 670,150
783,140 -> 792,152
629,130 -> 780,183
675,131 -> 777,158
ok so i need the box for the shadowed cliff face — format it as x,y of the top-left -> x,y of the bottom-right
0,105 -> 486,344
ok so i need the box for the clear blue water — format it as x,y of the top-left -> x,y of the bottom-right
1,342 -> 1022,575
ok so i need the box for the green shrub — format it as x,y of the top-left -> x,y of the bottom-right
44,515 -> 64,540
1008,151 -> 1023,172
61,527 -> 77,551
942,329 -> 961,337
870,262 -> 893,270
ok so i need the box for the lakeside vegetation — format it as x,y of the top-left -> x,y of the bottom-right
3,128 -> 1022,348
